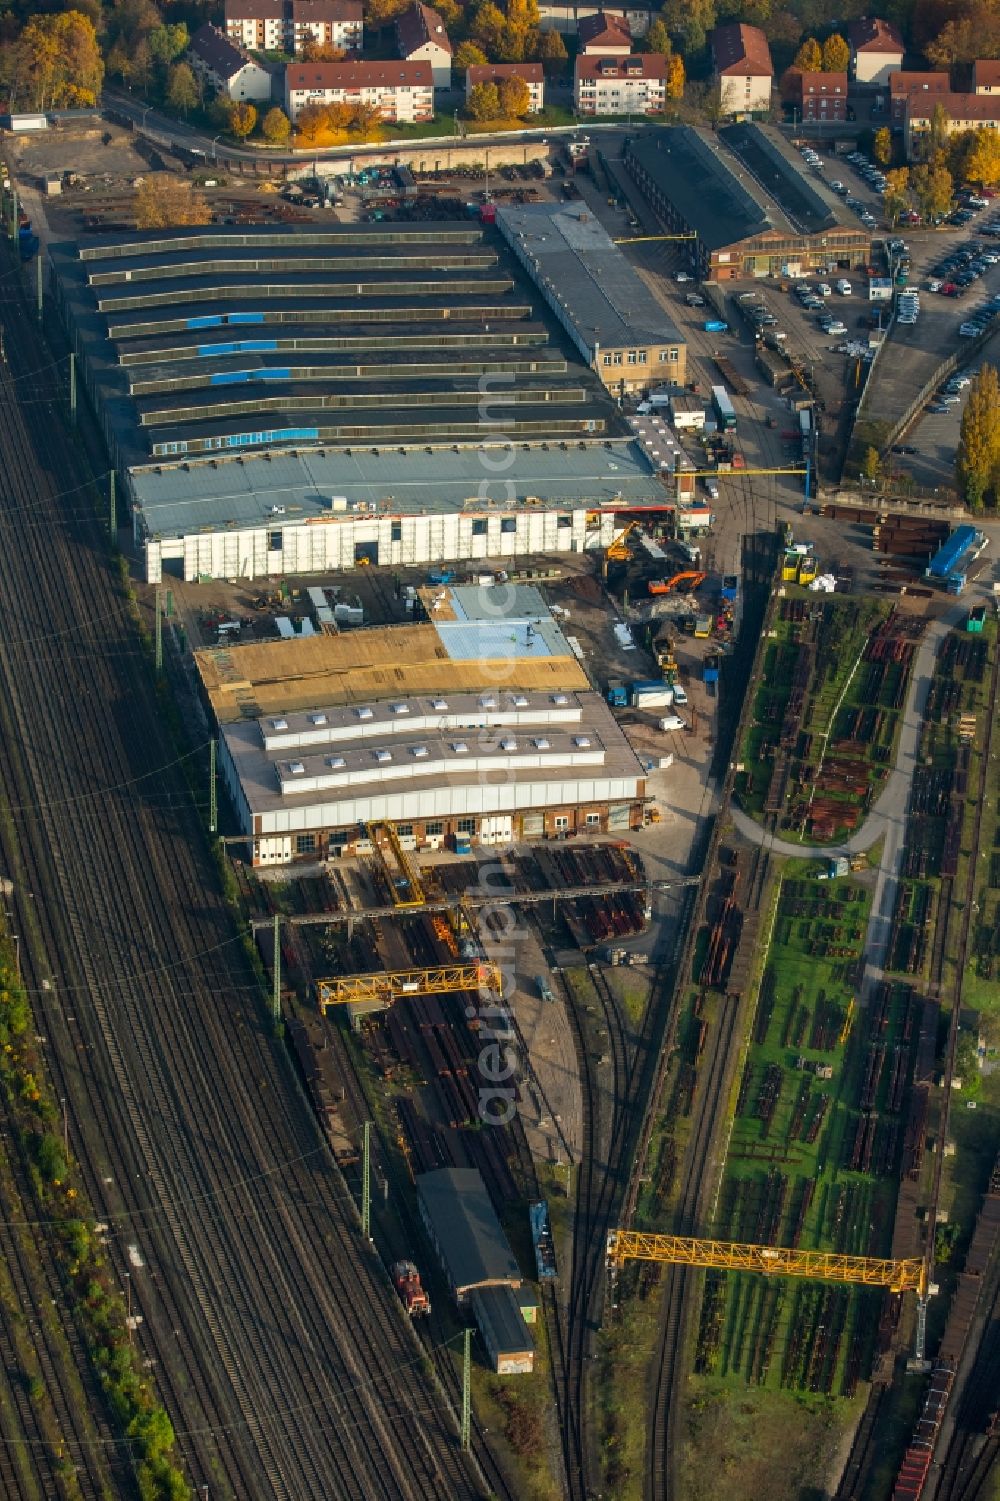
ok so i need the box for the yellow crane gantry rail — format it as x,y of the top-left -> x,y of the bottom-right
317,962 -> 502,1012
606,1231 -> 928,1298
368,820 -> 425,908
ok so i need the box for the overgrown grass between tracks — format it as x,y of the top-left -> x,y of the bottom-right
0,929 -> 190,1500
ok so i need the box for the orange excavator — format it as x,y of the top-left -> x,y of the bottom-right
648,571 -> 707,596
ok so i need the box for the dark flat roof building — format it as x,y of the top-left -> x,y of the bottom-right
417,1169 -> 522,1299
624,125 -> 869,282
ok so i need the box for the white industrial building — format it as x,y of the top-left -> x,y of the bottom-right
203,586 -> 648,865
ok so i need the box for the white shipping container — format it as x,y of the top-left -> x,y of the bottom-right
632,688 -> 673,708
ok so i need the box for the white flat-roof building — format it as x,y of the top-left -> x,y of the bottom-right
206,587 -> 648,864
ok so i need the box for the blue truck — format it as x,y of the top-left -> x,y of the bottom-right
925,525 -> 987,594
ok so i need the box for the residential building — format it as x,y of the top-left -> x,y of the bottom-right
576,10 -> 632,54
973,58 -> 1000,93
905,90 -> 1000,157
711,22 -> 773,117
285,58 -> 434,120
888,70 -> 949,127
574,53 -> 667,115
536,0 -> 650,33
785,69 -> 848,123
188,24 -> 273,101
848,17 -> 904,85
496,199 -> 687,391
465,63 -> 545,112
625,125 -> 870,281
396,2 -> 452,88
224,0 -> 363,53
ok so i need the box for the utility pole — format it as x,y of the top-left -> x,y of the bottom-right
35,251 -> 42,321
461,1328 -> 472,1452
154,586 -> 163,672
360,1122 -> 372,1236
60,1097 -> 68,1157
9,186 -> 17,241
109,469 -> 116,539
209,738 -> 217,834
272,912 -> 281,1024
69,352 -> 76,424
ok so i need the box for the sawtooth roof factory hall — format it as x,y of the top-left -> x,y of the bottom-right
51,212 -> 686,582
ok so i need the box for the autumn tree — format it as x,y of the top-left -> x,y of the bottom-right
295,102 -> 330,142
821,32 -> 849,71
535,28 -> 567,73
349,100 -> 383,137
792,36 -> 822,71
134,175 -> 210,229
661,0 -> 716,55
4,11 -> 104,110
883,166 -> 910,225
454,40 -> 489,70
468,79 -> 501,119
502,0 -> 541,60
861,446 -> 882,482
227,101 -> 258,139
166,61 -> 199,116
472,0 -> 506,54
910,161 -> 953,221
926,5 -> 1000,66
873,126 -> 892,166
262,105 -> 292,144
643,18 -> 673,53
965,126 -> 1000,185
300,38 -> 347,60
498,74 -> 532,115
957,363 -> 1000,510
666,51 -> 685,98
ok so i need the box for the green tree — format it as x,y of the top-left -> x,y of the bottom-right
643,18 -> 673,53
228,101 -> 257,139
165,61 -> 199,116
821,32 -> 849,71
965,125 -> 1000,185
883,165 -> 910,225
261,105 -> 291,144
467,79 -> 501,118
910,161 -> 952,221
873,125 -> 892,165
498,74 -> 532,115
661,0 -> 716,55
147,22 -> 188,66
36,1134 -> 67,1184
792,36 -> 822,70
453,39 -> 488,70
957,363 -> 1000,510
534,27 -> 567,73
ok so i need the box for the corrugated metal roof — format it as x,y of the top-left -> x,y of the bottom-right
418,1169 -> 520,1293
469,1286 -> 534,1358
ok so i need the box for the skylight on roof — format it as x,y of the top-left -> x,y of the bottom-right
500,736 -> 517,752
411,744 -> 429,758
289,761 -> 305,775
271,717 -> 288,731
551,694 -> 569,706
309,712 -> 327,725
512,694 -> 528,708
573,735 -> 591,748
356,706 -> 374,720
534,736 -> 550,749
390,702 -> 409,715
452,740 -> 469,754
431,697 -> 448,711
326,755 -> 346,769
374,748 -> 392,763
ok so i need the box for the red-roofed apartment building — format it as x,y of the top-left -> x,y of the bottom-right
785,69 -> 848,122
285,58 -> 434,120
888,70 -> 949,126
224,0 -> 363,54
466,63 -> 544,111
576,10 -> 632,54
396,2 -> 452,88
574,53 -> 666,115
973,58 -> 1000,93
711,23 -> 773,117
848,17 -> 903,85
905,89 -> 1000,156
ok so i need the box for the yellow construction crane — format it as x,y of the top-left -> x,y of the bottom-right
317,962 -> 502,1012
367,820 -> 425,907
606,1231 -> 928,1298
605,519 -> 640,561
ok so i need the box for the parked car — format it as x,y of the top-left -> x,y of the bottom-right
703,319 -> 729,333
658,714 -> 689,732
927,401 -> 951,413
675,271 -> 691,282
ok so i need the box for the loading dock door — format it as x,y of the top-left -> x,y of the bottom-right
354,541 -> 379,566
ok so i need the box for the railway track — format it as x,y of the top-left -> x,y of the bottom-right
0,255 -> 481,1497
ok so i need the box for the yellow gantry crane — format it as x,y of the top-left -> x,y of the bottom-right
317,962 -> 502,1012
606,1231 -> 928,1298
367,820 -> 425,907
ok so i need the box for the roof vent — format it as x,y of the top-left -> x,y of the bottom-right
500,736 -> 517,751
479,694 -> 497,709
309,712 -> 327,725
512,693 -> 528,707
289,761 -> 305,775
452,740 -> 469,754
534,736 -> 550,749
411,744 -> 429,758
390,701 -> 410,715
431,697 -> 449,711
326,754 -> 346,769
573,735 -> 591,748
356,705 -> 374,720
551,693 -> 569,705
271,717 -> 288,730
374,748 -> 392,763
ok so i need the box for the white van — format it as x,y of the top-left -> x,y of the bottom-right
835,279 -> 852,295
